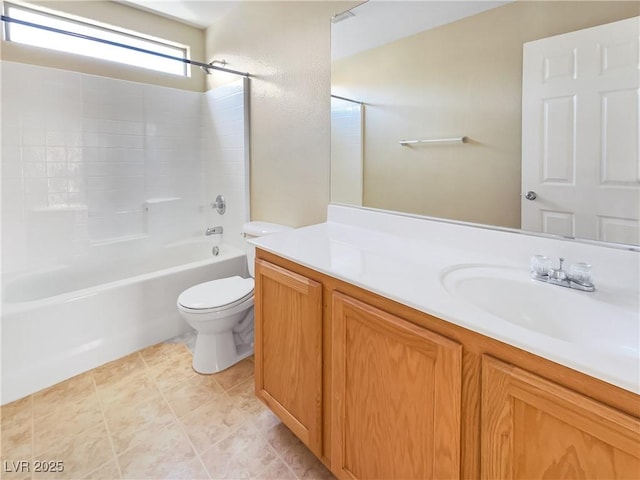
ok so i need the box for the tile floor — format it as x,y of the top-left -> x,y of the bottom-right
0,342 -> 335,480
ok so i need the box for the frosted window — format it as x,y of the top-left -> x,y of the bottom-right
3,3 -> 189,77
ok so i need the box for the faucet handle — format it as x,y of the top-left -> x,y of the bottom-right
569,262 -> 593,287
530,255 -> 551,278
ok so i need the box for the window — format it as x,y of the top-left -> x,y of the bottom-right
2,3 -> 190,76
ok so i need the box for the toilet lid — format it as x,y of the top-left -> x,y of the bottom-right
178,276 -> 254,310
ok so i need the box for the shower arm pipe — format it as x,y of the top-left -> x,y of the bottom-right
0,14 -> 250,77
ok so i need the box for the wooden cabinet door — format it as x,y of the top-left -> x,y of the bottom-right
254,259 -> 323,455
331,292 -> 462,480
482,355 -> 640,479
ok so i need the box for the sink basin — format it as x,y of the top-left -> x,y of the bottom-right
440,264 -> 639,357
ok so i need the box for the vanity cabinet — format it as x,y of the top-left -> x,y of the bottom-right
253,258 -> 323,456
331,292 -> 462,480
481,356 -> 640,479
254,249 -> 640,480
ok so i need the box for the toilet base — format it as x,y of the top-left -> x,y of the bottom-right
192,331 -> 253,374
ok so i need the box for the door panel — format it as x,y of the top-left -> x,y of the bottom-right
332,292 -> 462,480
481,356 -> 640,479
254,259 -> 323,455
522,16 -> 639,244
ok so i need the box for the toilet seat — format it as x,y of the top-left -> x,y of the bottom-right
177,276 -> 254,313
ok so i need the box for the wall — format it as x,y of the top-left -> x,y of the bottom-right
2,0 -> 357,228
0,1 -> 206,92
331,97 -> 363,206
1,61 -> 247,278
203,79 -> 250,250
205,1 -> 359,227
331,1 -> 639,228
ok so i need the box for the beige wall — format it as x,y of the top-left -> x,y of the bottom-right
332,1 -> 639,229
0,1 -> 206,91
205,1 -> 358,227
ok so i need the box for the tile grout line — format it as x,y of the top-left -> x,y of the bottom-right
106,349 -> 207,476
109,350 -> 186,476
207,369 -> 303,480
171,363 -> 271,477
257,436 -> 302,480
254,420 -> 303,480
90,368 -> 124,480
6,350 -> 306,480
193,385 -> 253,462
236,362 -> 304,480
29,343 -> 309,480
142,345 -> 214,480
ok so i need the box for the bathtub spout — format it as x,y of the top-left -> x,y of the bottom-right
205,226 -> 223,236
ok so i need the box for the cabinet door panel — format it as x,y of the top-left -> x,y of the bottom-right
254,259 -> 323,455
332,292 -> 462,480
482,356 -> 640,479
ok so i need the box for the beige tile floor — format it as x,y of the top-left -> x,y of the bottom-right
0,342 -> 335,480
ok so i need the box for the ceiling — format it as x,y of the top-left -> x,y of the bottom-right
121,0 -> 511,59
120,0 -> 241,29
331,1 -> 511,60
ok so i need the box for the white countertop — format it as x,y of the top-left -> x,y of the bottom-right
251,206 -> 640,394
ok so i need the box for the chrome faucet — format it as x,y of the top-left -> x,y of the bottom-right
205,226 -> 223,236
530,256 -> 595,292
548,257 -> 568,282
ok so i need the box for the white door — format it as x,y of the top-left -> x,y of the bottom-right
522,16 -> 639,245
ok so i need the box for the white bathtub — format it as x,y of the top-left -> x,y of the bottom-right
1,239 -> 247,404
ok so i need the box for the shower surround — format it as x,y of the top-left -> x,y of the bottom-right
0,61 -> 250,403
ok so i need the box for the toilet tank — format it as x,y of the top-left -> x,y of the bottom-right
242,222 -> 292,277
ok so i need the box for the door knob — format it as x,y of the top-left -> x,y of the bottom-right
524,191 -> 537,201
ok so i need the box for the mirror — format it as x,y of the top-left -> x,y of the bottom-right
331,1 -> 639,246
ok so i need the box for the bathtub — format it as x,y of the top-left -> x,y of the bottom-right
1,238 -> 247,404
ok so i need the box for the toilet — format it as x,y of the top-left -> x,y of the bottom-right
177,221 -> 291,374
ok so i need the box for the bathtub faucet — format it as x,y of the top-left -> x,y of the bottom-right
205,226 -> 223,236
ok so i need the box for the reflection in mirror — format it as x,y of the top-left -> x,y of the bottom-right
331,95 -> 364,206
330,1 -> 640,246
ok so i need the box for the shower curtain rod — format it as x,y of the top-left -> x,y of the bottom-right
0,14 -> 251,77
331,94 -> 363,105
